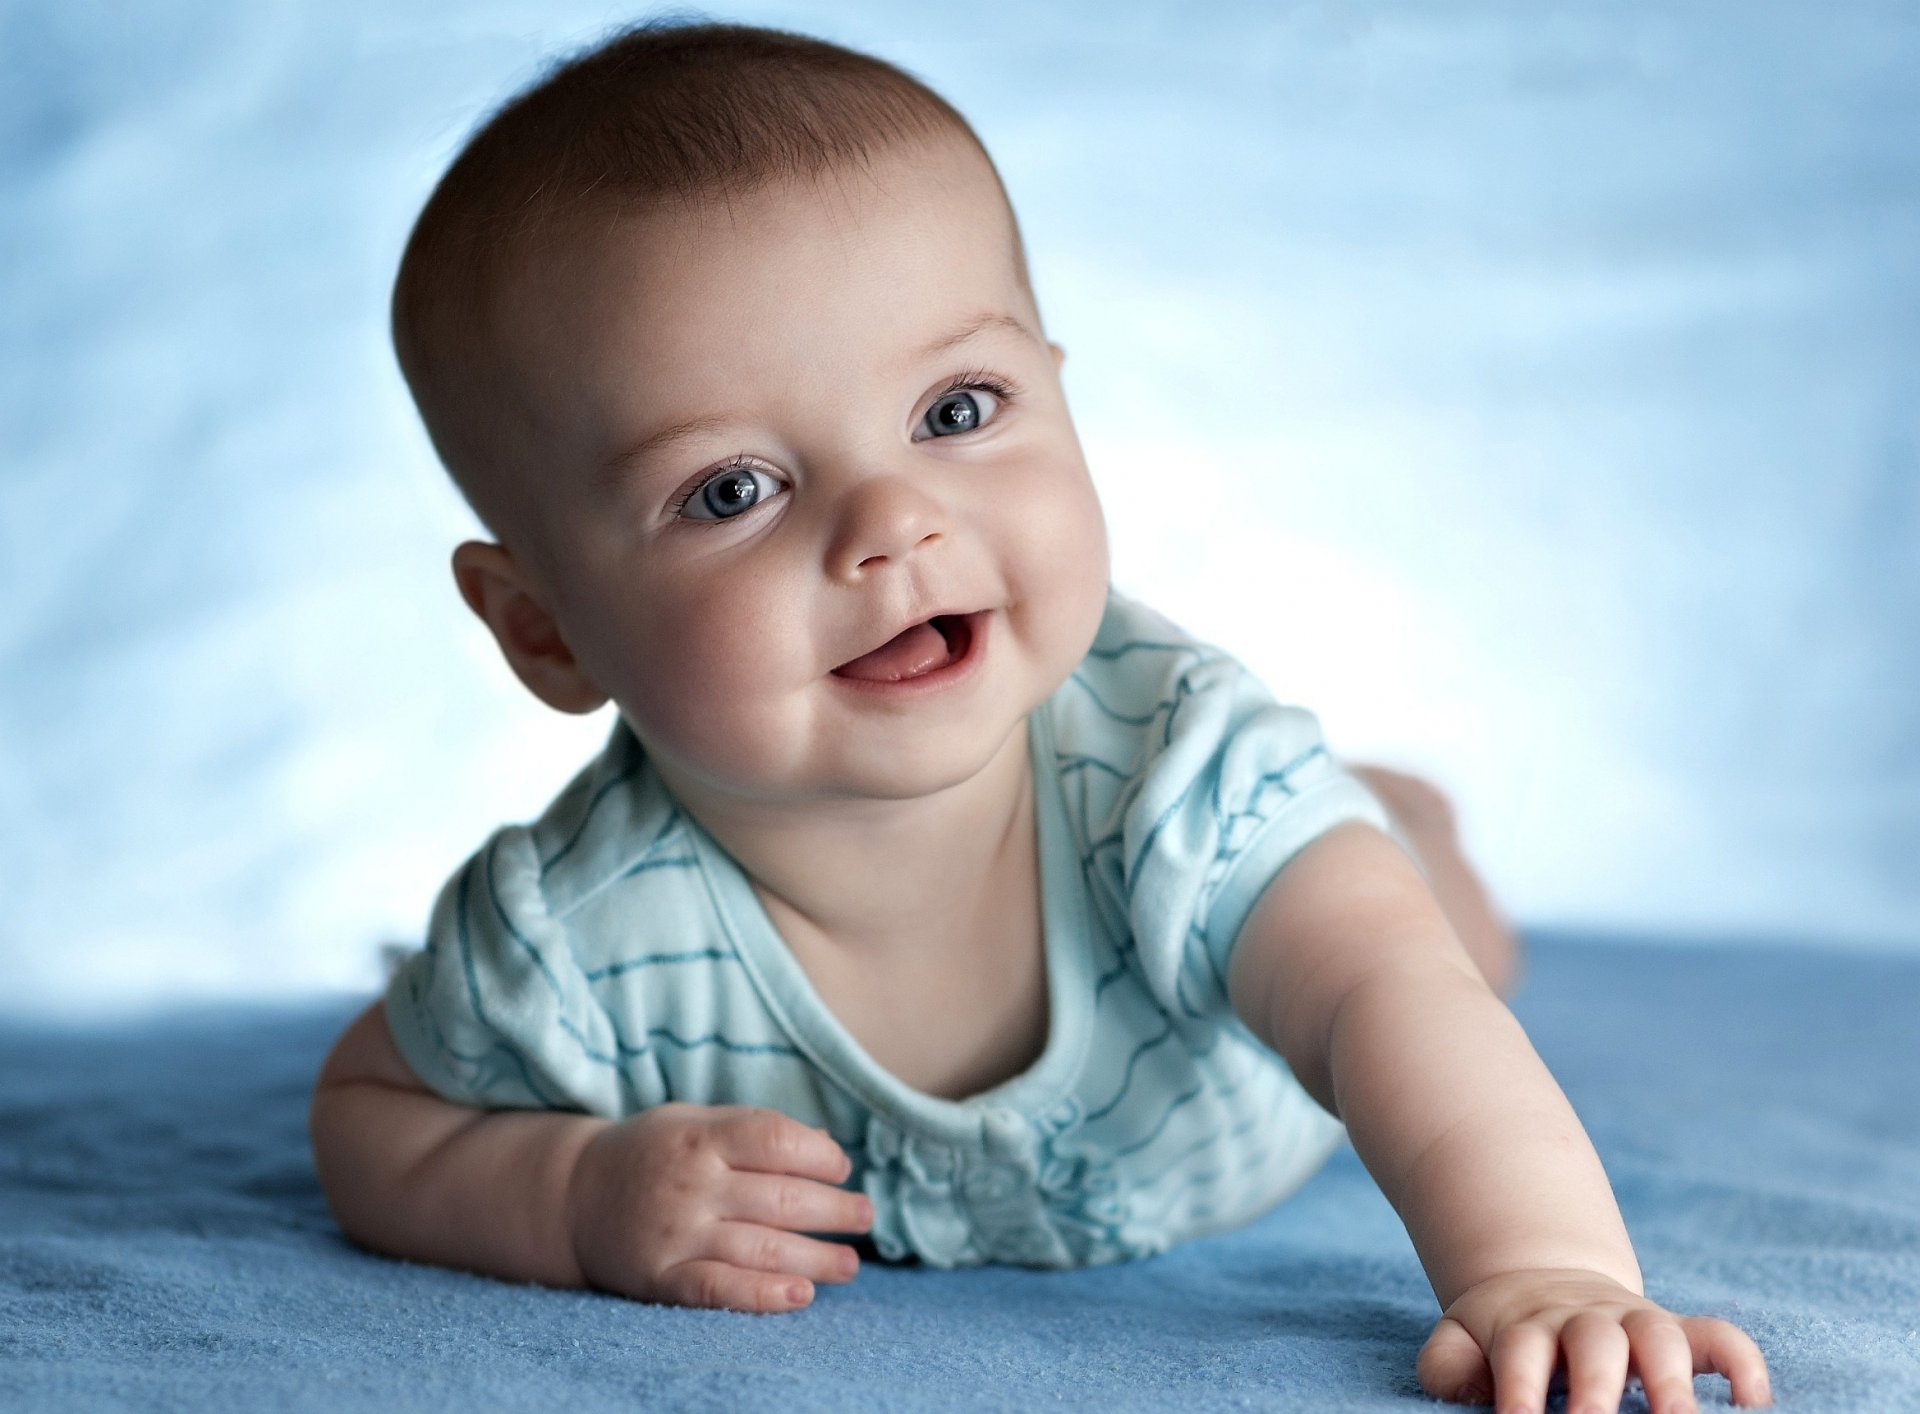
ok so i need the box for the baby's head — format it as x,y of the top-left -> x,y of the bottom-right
393,20 -> 1110,812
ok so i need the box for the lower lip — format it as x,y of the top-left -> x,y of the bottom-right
829,610 -> 989,698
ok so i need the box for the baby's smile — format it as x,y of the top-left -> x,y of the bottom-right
830,609 -> 988,687
833,607 -> 990,680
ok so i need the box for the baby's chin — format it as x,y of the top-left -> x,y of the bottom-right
619,705 -> 1025,808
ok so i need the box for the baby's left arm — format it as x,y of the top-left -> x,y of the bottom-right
1225,823 -> 1773,1414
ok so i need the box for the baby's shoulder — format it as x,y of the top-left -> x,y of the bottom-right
483,720 -> 697,922
1045,587 -> 1253,762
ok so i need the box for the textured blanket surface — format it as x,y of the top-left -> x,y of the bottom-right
2,931 -> 1916,1412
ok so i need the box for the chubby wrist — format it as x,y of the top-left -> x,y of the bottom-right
560,1115 -> 621,1288
1448,1263 -> 1646,1313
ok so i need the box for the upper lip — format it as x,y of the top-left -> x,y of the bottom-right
833,606 -> 983,672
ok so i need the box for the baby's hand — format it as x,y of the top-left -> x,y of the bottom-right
1417,1268 -> 1772,1413
565,1101 -> 873,1313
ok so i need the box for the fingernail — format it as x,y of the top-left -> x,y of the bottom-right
1457,1385 -> 1488,1406
788,1280 -> 811,1304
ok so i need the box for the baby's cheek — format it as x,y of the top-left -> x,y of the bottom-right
609,616 -> 781,758
1035,474 -> 1109,609
1074,484 -> 1112,587
1005,479 -> 1109,684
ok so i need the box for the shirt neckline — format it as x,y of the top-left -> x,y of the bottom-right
691,705 -> 1094,1146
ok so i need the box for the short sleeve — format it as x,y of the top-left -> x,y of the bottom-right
1128,661 -> 1389,1019
1051,590 -> 1391,1023
383,825 -> 635,1118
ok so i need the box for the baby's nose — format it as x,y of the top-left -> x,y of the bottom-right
825,475 -> 949,582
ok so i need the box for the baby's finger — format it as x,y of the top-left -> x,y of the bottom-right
657,1257 -> 817,1314
1622,1309 -> 1700,1414
726,1171 -> 874,1236
1415,1316 -> 1494,1405
1558,1312 -> 1630,1414
708,1219 -> 862,1286
1678,1316 -> 1774,1408
1488,1319 -> 1557,1414
717,1108 -> 853,1183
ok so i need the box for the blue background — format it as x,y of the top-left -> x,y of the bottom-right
3,1 -> 1917,1017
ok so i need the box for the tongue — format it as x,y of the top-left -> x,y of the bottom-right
834,620 -> 952,682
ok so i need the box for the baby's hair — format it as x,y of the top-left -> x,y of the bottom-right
393,14 -> 1032,543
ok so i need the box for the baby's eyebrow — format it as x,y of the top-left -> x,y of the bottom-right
597,412 -> 738,495
913,310 -> 1038,361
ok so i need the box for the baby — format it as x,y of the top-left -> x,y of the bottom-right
310,20 -> 1771,1414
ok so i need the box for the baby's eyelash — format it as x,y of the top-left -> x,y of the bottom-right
939,367 -> 1021,404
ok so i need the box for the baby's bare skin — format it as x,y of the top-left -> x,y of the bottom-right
314,100 -> 1769,1413
1352,765 -> 1522,998
568,1103 -> 874,1311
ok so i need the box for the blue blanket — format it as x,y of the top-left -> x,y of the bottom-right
3,931 -> 1915,1411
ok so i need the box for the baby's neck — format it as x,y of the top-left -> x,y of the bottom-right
657,721 -> 1036,959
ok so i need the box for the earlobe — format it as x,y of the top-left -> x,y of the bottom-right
450,541 -> 609,715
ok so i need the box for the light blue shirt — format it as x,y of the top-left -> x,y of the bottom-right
386,586 -> 1390,1268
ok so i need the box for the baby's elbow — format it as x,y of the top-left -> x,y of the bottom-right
308,1001 -> 434,1205
314,998 -> 428,1094
1283,1035 -> 1340,1120
307,1070 -> 373,1246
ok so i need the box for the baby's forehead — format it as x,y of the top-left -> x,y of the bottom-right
595,140 -> 1014,258
510,144 -> 1032,338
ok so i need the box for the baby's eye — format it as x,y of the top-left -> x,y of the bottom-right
679,463 -> 785,521
916,385 -> 1003,440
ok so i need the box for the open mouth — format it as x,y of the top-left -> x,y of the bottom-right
831,612 -> 980,684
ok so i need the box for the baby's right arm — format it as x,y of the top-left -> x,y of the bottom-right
308,1001 -> 873,1312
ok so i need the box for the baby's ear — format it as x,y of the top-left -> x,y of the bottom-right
450,541 -> 609,715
